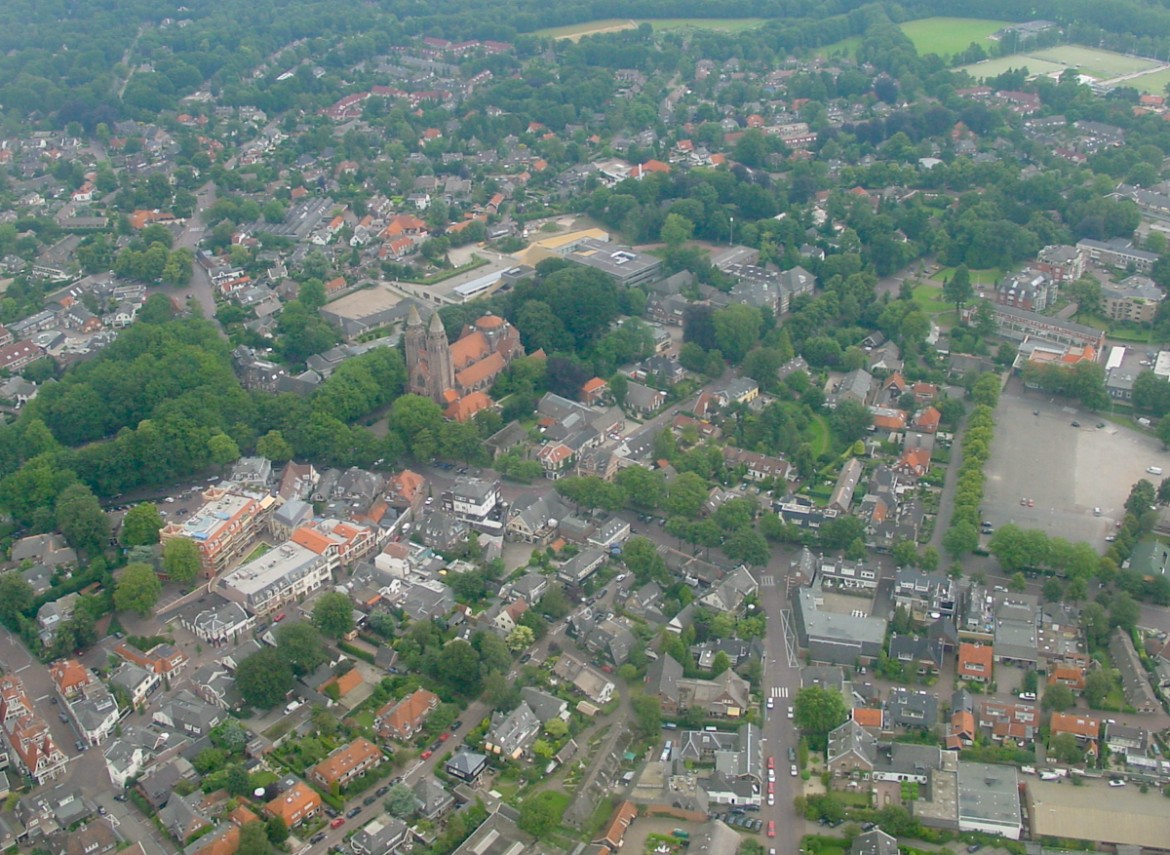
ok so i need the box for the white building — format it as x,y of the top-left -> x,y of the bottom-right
217,541 -> 330,615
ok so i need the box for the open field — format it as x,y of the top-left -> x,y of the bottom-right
814,36 -> 862,57
535,17 -> 765,40
961,44 -> 1160,80
899,17 -> 1011,58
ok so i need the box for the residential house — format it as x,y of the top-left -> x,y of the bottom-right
265,782 -> 321,827
375,689 -> 440,741
979,699 -> 1039,745
484,702 -> 540,760
827,720 -> 877,778
412,778 -> 454,819
310,738 -> 383,790
1108,628 -> 1159,714
886,688 -> 938,730
115,642 -> 188,681
445,751 -> 487,783
1049,712 -> 1101,754
349,816 -> 408,855
888,635 -> 944,676
957,644 -> 993,684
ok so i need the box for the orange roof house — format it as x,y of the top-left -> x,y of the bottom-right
946,709 -> 976,750
1048,663 -> 1086,690
265,782 -> 321,827
386,469 -> 426,510
49,659 -> 94,699
322,667 -> 364,698
185,824 -> 240,855
895,448 -> 932,479
1050,712 -> 1101,749
581,377 -> 608,405
957,643 -> 993,683
852,707 -> 884,732
309,737 -> 383,789
444,390 -> 492,423
912,406 -> 941,433
325,276 -> 347,293
870,408 -> 907,431
376,688 -> 440,740
601,801 -> 638,851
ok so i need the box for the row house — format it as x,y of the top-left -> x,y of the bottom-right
375,688 -> 440,741
115,641 -> 188,681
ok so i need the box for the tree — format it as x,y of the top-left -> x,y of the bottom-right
660,213 -> 694,247
114,563 -> 162,617
972,373 -> 1001,408
266,816 -> 288,846
55,483 -> 109,557
226,765 -> 252,797
518,794 -> 560,837
664,472 -> 709,518
711,651 -> 732,675
275,622 -> 328,676
121,503 -> 164,546
793,686 -> 848,751
0,573 -> 34,631
944,264 -> 974,312
256,430 -> 294,462
1048,732 -> 1084,765
384,783 -> 418,819
723,528 -> 770,566
615,465 -> 664,510
831,399 -> 873,442
545,718 -> 569,739
235,647 -> 294,709
238,818 -> 273,855
438,639 -> 483,695
1042,684 -> 1076,712
163,537 -> 202,585
713,304 -> 762,364
208,434 -> 240,470
1084,669 -> 1114,709
631,692 -> 661,737
312,592 -> 355,638
1009,572 -> 1027,592
505,624 -> 535,652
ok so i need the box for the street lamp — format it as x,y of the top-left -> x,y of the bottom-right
729,216 -> 734,246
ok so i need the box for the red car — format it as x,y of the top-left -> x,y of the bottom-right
767,782 -> 774,794
767,756 -> 774,769
330,818 -> 346,829
767,821 -> 775,838
439,733 -> 450,742
421,750 -> 433,760
274,613 -> 287,622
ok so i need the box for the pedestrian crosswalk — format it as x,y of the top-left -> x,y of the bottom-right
760,575 -> 775,586
770,686 -> 789,698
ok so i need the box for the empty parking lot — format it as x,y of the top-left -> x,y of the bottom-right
982,380 -> 1170,547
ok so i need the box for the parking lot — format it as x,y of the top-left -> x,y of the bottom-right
982,379 -> 1170,548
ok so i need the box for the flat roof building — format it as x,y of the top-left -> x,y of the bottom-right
217,541 -> 330,615
160,486 -> 275,577
565,238 -> 662,287
957,761 -> 1021,839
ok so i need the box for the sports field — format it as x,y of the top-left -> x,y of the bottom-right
899,17 -> 1011,58
960,44 -> 1160,81
535,17 -> 765,41
1131,66 -> 1170,94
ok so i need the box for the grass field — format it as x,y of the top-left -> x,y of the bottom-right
899,17 -> 1011,58
535,17 -> 765,40
912,283 -> 954,315
807,415 -> 831,457
961,43 -> 1160,81
815,36 -> 862,57
1128,66 -> 1170,94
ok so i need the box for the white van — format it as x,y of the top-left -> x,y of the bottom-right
1149,467 -> 1163,476
284,699 -> 304,715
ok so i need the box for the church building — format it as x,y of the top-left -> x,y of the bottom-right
403,306 -> 524,421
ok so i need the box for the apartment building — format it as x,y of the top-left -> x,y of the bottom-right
159,486 -> 277,577
217,541 -> 330,615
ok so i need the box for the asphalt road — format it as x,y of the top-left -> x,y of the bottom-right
176,183 -> 221,326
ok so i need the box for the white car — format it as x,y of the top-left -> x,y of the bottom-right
791,765 -> 799,777
767,793 -> 774,806
787,706 -> 794,719
1109,779 -> 1126,787
768,770 -> 776,782
766,697 -> 774,710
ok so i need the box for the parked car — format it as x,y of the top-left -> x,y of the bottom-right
330,818 -> 346,829
114,794 -> 127,802
450,722 -> 462,731
273,613 -> 287,622
375,786 -> 389,797
767,821 -> 775,837
310,834 -> 326,845
363,796 -> 377,806
346,807 -> 362,819
439,733 -> 450,742
421,750 -> 433,760
324,808 -> 340,818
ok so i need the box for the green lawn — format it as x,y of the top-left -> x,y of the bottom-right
1132,66 -> 1170,94
523,789 -> 571,827
535,17 -> 765,39
911,283 -> 955,315
814,36 -> 863,57
898,17 -> 1011,58
931,266 -> 1002,287
807,415 -> 831,457
243,542 -> 271,563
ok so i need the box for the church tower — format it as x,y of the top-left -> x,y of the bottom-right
426,311 -> 455,402
404,304 -> 425,378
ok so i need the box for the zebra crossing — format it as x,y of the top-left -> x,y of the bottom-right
760,575 -> 775,586
769,686 -> 789,698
